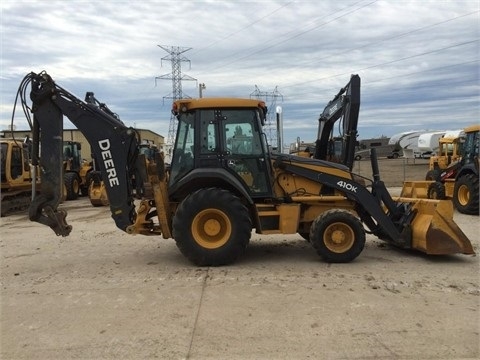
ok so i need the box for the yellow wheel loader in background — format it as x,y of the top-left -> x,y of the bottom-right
401,124 -> 479,215
62,140 -> 93,200
14,71 -> 474,266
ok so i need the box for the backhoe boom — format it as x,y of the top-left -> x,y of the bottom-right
26,71 -> 139,234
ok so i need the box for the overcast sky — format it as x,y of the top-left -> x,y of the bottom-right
1,0 -> 478,148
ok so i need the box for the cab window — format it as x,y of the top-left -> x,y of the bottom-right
170,112 -> 195,182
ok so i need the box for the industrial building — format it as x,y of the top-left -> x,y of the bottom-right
1,128 -> 165,162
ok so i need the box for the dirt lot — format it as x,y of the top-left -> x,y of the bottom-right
1,159 -> 479,359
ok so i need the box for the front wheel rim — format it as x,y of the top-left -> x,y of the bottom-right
192,209 -> 232,249
323,222 -> 355,253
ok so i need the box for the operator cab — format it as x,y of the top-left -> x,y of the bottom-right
63,141 -> 82,171
0,140 -> 31,182
462,125 -> 479,164
171,98 -> 273,198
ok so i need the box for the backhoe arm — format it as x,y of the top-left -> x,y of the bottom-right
26,71 -> 139,235
314,74 -> 360,170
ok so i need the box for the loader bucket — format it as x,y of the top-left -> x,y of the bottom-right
399,198 -> 475,255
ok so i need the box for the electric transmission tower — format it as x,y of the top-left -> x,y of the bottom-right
155,45 -> 196,154
250,85 -> 283,147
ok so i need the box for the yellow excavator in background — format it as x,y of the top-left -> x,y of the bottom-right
14,71 -> 474,266
1,137 -> 40,216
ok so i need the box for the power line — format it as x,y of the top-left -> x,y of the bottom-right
194,4 -> 477,96
287,10 -> 479,70
191,2 -> 294,56
283,39 -> 479,92
204,0 -> 375,73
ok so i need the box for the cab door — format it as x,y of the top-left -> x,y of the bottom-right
219,109 -> 273,198
194,107 -> 273,198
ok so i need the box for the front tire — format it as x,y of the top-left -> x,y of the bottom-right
453,174 -> 479,215
428,181 -> 446,200
173,188 -> 251,266
64,172 -> 80,200
310,209 -> 365,263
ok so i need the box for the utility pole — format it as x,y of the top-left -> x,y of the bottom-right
155,45 -> 196,160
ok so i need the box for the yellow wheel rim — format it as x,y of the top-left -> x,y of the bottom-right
458,184 -> 470,206
73,179 -> 80,193
192,209 -> 231,249
323,222 -> 355,253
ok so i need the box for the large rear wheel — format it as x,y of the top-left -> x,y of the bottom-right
173,188 -> 251,266
310,209 -> 365,263
453,174 -> 479,215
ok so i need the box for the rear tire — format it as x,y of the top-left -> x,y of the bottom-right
427,181 -> 446,200
453,174 -> 479,215
64,172 -> 80,200
310,209 -> 365,263
173,188 -> 251,266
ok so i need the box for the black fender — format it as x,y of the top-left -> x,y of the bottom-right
455,163 -> 478,180
168,167 -> 254,206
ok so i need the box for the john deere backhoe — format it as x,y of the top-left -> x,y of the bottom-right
14,71 -> 474,266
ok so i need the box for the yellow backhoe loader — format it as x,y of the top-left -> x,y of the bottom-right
14,71 -> 474,266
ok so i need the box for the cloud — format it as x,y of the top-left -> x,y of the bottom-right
1,0 -> 478,147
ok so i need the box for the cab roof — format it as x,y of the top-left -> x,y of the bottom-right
173,98 -> 266,112
464,124 -> 480,133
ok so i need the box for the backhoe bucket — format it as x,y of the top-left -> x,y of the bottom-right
399,198 -> 474,255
